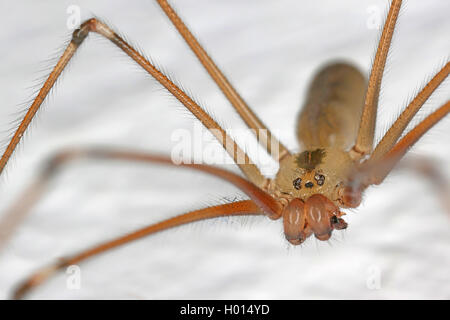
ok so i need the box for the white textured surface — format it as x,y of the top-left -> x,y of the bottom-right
0,0 -> 449,299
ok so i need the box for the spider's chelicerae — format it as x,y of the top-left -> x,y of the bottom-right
0,0 -> 449,299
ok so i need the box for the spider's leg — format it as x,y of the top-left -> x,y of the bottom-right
370,62 -> 449,162
351,0 -> 402,158
156,0 -> 290,161
0,178 -> 48,253
12,199 -> 263,299
371,100 -> 450,185
0,18 -> 266,187
350,101 -> 449,188
0,149 -> 282,251
396,155 -> 450,213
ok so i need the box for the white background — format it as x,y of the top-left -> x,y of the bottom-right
0,0 -> 449,299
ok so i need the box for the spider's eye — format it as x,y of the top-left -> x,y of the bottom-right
293,178 -> 302,190
314,173 -> 325,186
305,181 -> 314,188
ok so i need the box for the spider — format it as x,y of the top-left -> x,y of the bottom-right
0,0 -> 448,299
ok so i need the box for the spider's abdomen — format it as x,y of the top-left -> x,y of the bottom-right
297,62 -> 366,151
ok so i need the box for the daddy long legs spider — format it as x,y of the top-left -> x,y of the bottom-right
0,0 -> 449,299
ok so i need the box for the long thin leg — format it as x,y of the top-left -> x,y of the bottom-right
13,199 -> 263,299
156,0 -> 290,161
0,178 -> 48,253
352,0 -> 402,157
0,148 -> 283,251
0,18 -> 266,187
397,156 -> 450,213
352,100 -> 449,187
374,100 -> 450,184
370,62 -> 449,162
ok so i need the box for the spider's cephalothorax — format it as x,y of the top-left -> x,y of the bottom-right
274,148 -> 355,205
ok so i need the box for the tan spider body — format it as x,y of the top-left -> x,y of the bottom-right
273,63 -> 366,199
0,0 -> 448,299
